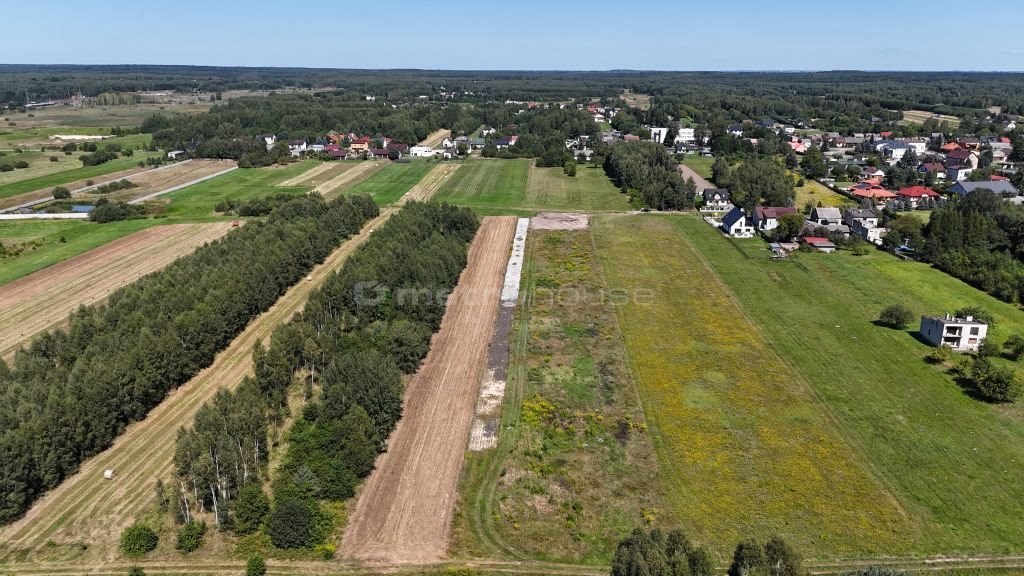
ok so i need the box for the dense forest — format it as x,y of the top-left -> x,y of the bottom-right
0,194 -> 379,524
603,141 -> 696,210
7,65 -> 1024,119
919,189 -> 1024,303
172,202 -> 479,550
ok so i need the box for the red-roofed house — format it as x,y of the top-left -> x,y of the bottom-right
940,142 -> 961,152
350,136 -> 372,153
897,186 -> 941,208
788,141 -> 807,154
753,206 -> 798,231
880,131 -> 893,138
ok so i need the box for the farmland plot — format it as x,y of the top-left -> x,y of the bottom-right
591,214 -> 914,557
342,216 -> 517,563
0,222 -> 233,359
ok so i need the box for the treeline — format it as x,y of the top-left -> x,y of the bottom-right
0,194 -> 378,524
172,202 -> 479,550
144,92 -> 484,160
711,156 -> 795,210
611,528 -> 803,576
604,141 -> 696,210
919,189 -> 1024,303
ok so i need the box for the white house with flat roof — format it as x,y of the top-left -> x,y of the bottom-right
920,313 -> 988,352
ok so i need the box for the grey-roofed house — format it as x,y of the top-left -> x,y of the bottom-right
721,206 -> 754,238
809,206 -> 843,226
701,188 -> 732,212
946,180 -> 1020,197
843,208 -> 878,228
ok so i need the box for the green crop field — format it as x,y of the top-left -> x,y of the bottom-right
0,164 -> 313,286
591,214 -> 914,558
0,154 -> 158,200
670,216 -> 1024,554
453,228 -> 661,564
341,160 -> 434,205
157,162 -> 312,220
433,159 -> 628,213
0,219 -> 155,286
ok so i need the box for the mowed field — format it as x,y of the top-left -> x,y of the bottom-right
903,109 -> 960,126
592,215 -> 914,557
0,150 -> 88,187
0,211 -> 393,566
0,222 -> 233,359
341,161 -> 435,205
433,159 -> 628,214
343,216 -> 517,564
674,217 -> 1024,554
0,155 -> 155,206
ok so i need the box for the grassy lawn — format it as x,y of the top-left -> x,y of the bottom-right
452,228 -> 661,564
158,162 -> 313,220
592,214 -> 914,558
791,172 -> 852,209
433,159 -> 627,213
341,161 -> 434,205
0,219 -> 156,286
0,154 -> 157,200
0,151 -> 87,186
673,216 -> 1024,555
682,155 -> 714,179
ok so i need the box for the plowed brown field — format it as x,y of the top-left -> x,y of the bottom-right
0,222 -> 233,359
342,216 -> 516,564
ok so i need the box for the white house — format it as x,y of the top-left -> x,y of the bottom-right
674,127 -> 696,144
753,206 -> 798,231
481,126 -> 497,136
262,134 -> 277,151
441,137 -> 454,148
649,126 -> 668,144
410,146 -> 436,158
721,207 -> 754,238
920,313 -> 988,352
700,188 -> 732,212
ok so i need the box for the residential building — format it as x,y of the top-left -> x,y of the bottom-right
410,145 -> 436,158
809,206 -> 842,226
649,126 -> 668,144
350,136 -> 371,153
843,208 -> 878,229
674,127 -> 696,144
897,185 -> 941,208
700,188 -> 732,212
802,237 -> 837,253
721,207 -> 755,238
920,313 -> 988,352
947,180 -> 1020,197
753,206 -> 798,231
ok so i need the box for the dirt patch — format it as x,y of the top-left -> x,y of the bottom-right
418,129 -> 452,148
0,222 -> 233,359
531,212 -> 589,230
342,216 -> 517,564
677,163 -> 714,192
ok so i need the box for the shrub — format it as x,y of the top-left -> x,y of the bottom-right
1005,334 -> 1024,361
86,179 -> 94,186
175,520 -> 207,553
267,497 -> 313,549
0,164 -> 12,172
246,555 -> 267,576
120,523 -> 158,558
233,484 -> 270,535
129,567 -> 145,576
973,361 -> 1023,403
49,155 -> 59,162
926,344 -> 952,364
52,186 -> 71,200
14,160 -> 29,169
878,304 -> 913,329
852,243 -> 871,256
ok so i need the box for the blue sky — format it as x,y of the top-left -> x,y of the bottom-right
5,0 -> 1023,71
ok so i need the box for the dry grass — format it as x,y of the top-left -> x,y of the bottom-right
419,129 -> 452,148
902,110 -> 960,126
791,172 -> 852,209
589,214 -> 916,558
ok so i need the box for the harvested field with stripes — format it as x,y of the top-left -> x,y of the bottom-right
419,128 -> 451,147
342,216 -> 517,564
313,161 -> 384,199
0,222 -> 234,360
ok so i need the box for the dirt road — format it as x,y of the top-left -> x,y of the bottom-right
342,216 -> 517,564
677,163 -> 714,192
0,222 -> 233,360
418,129 -> 451,148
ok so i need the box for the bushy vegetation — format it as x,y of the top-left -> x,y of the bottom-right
120,523 -> 158,558
52,186 -> 71,199
611,528 -> 801,576
214,193 -> 300,217
173,202 -> 478,549
604,141 -> 695,209
878,304 -> 914,329
0,194 -> 378,524
921,189 -> 1024,303
92,178 -> 138,194
88,200 -> 146,223
174,520 -> 207,553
